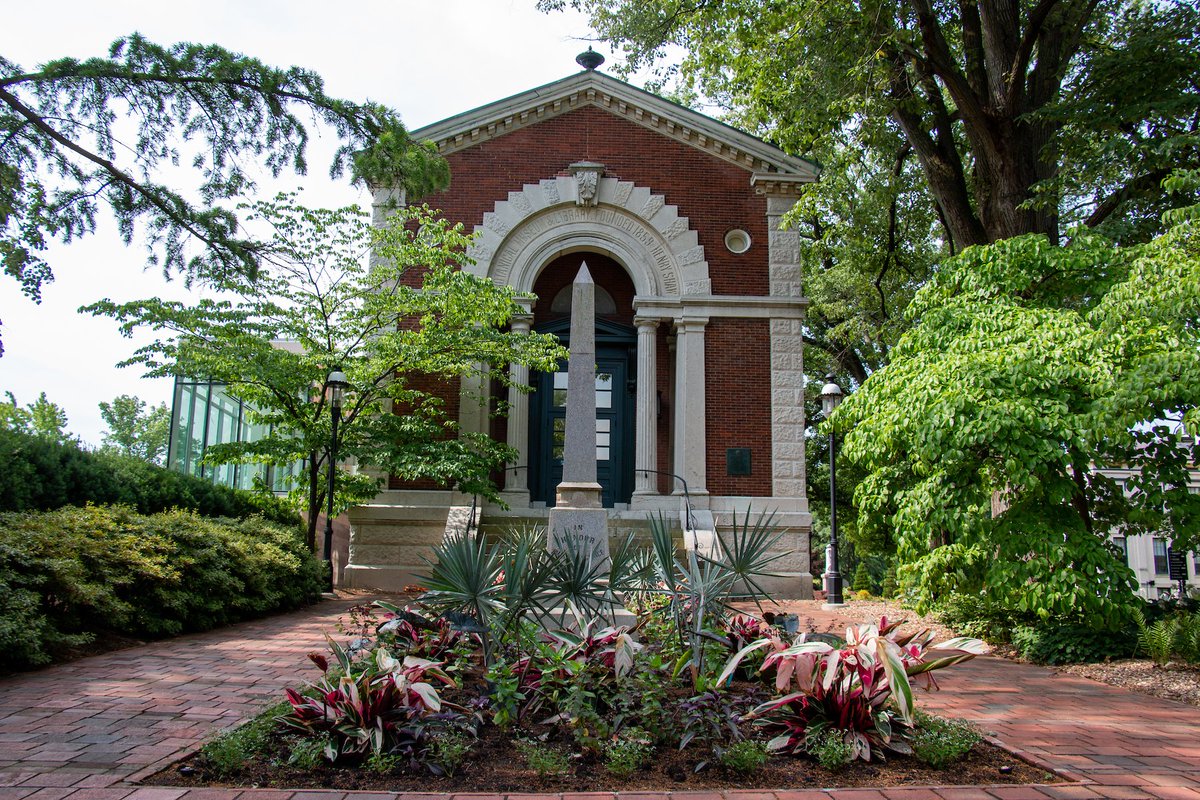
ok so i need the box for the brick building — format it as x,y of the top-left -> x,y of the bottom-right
344,61 -> 819,597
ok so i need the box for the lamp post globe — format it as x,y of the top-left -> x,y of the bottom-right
819,373 -> 845,607
323,368 -> 350,593
820,375 -> 844,417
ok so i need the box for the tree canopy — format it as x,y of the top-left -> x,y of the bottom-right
549,0 -> 1200,390
99,394 -> 170,464
833,214 -> 1200,624
551,0 -> 1200,248
1,390 -> 72,445
550,0 -> 1200,580
86,195 -> 566,548
1,33 -> 449,353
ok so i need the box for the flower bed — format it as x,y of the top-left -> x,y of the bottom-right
157,520 -> 1059,790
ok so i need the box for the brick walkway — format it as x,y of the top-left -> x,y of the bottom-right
0,600 -> 1196,800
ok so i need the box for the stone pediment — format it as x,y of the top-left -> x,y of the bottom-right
411,70 -> 819,186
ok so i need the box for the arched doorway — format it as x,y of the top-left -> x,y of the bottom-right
528,252 -> 636,508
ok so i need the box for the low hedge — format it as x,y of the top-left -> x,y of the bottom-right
0,428 -> 298,525
1011,622 -> 1138,665
0,504 -> 324,672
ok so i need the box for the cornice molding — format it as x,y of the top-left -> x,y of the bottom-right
412,71 -> 819,182
633,294 -> 808,321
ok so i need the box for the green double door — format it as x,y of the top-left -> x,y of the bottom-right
529,322 -> 636,508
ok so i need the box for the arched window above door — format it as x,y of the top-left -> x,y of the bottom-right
550,283 -> 618,316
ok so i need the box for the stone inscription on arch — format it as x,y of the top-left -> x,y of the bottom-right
491,207 -> 680,295
471,176 -> 707,298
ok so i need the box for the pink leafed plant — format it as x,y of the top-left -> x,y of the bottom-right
717,617 -> 988,761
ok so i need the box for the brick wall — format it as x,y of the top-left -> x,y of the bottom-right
705,318 -> 772,496
392,103 -> 777,495
387,374 -> 462,491
421,105 -> 769,296
531,252 -> 636,327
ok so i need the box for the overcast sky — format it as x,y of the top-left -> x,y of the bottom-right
0,0 -> 617,446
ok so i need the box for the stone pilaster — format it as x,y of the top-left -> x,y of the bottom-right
633,317 -> 659,495
506,315 -> 533,494
673,316 -> 708,500
770,319 -> 807,499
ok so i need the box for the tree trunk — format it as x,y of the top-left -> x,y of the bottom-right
895,0 -> 1082,248
975,118 -> 1060,243
306,450 -> 322,552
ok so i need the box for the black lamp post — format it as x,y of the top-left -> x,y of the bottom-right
820,373 -> 845,607
324,368 -> 349,593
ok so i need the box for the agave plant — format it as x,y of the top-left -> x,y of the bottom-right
419,523 -> 644,650
718,617 -> 987,762
641,509 -> 786,688
713,508 -> 787,602
418,531 -> 505,639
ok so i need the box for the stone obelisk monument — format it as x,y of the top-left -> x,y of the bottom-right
547,263 -> 609,563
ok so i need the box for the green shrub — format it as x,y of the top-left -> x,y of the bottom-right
515,739 -> 571,777
1011,622 -> 1136,665
286,736 -> 329,768
430,732 -> 474,776
364,750 -> 404,774
880,565 -> 899,599
0,428 -> 298,525
805,727 -> 855,771
717,739 -> 769,774
0,505 -> 322,671
912,712 -> 981,769
1136,610 -> 1200,665
604,727 -> 654,777
200,703 -> 286,777
852,563 -> 873,593
1137,617 -> 1176,665
1175,613 -> 1200,663
936,593 -> 1029,643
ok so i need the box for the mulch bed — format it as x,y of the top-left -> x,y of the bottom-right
151,595 -> 1057,792
153,720 -> 1054,792
1055,659 -> 1200,708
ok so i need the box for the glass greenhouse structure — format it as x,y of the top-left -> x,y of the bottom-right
167,378 -> 302,492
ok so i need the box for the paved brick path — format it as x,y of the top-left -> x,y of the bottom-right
0,600 -> 1196,800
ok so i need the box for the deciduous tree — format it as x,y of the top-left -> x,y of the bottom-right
1,390 -> 72,444
86,195 -> 566,549
551,0 -> 1200,248
833,214 -> 1200,624
551,0 -> 1200,579
99,394 -> 170,464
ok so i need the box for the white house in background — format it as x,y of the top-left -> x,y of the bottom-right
1097,464 -> 1200,601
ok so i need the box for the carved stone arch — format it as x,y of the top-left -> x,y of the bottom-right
465,176 -> 712,296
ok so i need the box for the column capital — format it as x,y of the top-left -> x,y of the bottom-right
510,314 -> 534,333
674,316 -> 709,333
633,316 -> 660,331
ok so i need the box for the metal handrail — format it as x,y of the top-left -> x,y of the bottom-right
635,468 -> 697,532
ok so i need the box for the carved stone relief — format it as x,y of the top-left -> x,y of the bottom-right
569,161 -> 606,207
473,176 -> 710,301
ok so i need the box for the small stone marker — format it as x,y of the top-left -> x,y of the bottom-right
547,263 -> 609,564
